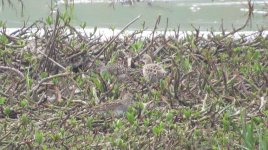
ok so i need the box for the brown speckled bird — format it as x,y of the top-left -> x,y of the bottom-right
99,62 -> 137,82
91,92 -> 134,117
142,54 -> 167,83
100,63 -> 128,76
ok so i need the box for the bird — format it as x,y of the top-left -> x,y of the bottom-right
141,54 -> 167,83
100,63 -> 128,77
90,92 -> 135,117
99,62 -> 137,83
97,51 -> 133,79
98,56 -> 142,83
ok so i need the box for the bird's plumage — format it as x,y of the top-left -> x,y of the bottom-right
142,54 -> 167,83
91,92 -> 134,116
100,63 -> 128,76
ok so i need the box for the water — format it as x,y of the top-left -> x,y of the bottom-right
0,0 -> 268,31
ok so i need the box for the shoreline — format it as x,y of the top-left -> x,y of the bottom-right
4,27 -> 268,40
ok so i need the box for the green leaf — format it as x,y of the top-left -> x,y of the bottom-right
166,111 -> 174,123
113,119 -> 123,130
20,114 -> 30,125
60,128 -> 65,138
35,130 -> 44,145
222,112 -> 230,131
131,41 -> 144,52
92,77 -> 103,91
20,100 -> 28,107
181,57 -> 192,71
126,112 -> 135,124
183,108 -> 191,119
242,121 -> 255,149
194,128 -> 201,137
86,117 -> 94,129
152,122 -> 164,136
80,22 -> 86,29
50,133 -> 61,141
52,77 -> 59,85
0,97 -> 6,105
40,72 -> 48,79
3,106 -> 11,116
0,34 -> 8,44
46,16 -> 53,25
68,116 -> 77,126
144,118 -> 150,127
253,116 -> 262,124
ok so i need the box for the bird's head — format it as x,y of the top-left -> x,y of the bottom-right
141,54 -> 153,64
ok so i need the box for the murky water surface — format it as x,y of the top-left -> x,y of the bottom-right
0,0 -> 268,30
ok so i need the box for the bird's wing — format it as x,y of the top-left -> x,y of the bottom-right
145,64 -> 164,72
101,64 -> 127,75
94,100 -> 125,111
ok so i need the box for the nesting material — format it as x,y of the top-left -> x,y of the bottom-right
142,54 -> 167,83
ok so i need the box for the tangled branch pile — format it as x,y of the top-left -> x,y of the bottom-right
0,12 -> 268,149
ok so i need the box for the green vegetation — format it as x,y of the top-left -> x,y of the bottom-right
0,2 -> 268,149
